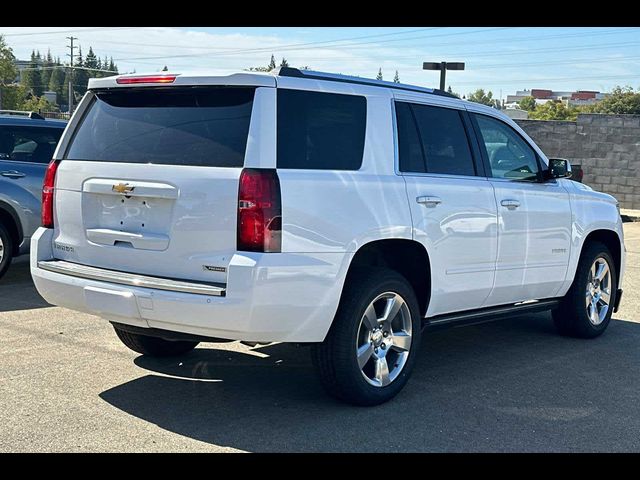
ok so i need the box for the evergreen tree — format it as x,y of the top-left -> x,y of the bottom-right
376,68 -> 383,81
41,48 -> 53,90
268,54 -> 277,71
61,68 -> 72,106
162,65 -> 168,71
393,70 -> 400,83
48,66 -> 66,105
280,58 -> 289,68
85,47 -> 98,71
108,57 -> 117,73
446,86 -> 460,98
73,46 -> 89,97
22,50 -> 43,96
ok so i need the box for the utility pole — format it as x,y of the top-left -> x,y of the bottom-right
423,61 -> 465,91
66,36 -> 77,113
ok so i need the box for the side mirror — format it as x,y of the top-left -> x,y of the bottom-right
546,158 -> 572,180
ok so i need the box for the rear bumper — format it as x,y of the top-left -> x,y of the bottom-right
31,227 -> 350,343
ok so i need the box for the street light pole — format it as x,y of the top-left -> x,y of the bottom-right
423,61 -> 465,92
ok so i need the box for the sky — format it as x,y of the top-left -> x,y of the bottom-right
1,26 -> 639,99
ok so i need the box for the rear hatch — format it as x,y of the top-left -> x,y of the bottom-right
51,85 -> 258,284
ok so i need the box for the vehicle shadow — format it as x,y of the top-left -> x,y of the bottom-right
0,259 -> 51,312
99,313 -> 640,452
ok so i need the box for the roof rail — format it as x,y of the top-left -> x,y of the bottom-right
0,110 -> 45,120
273,67 -> 458,99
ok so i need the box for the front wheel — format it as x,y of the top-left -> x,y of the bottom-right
553,241 -> 617,338
311,268 -> 422,406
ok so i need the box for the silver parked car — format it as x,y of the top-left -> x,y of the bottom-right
0,111 -> 67,279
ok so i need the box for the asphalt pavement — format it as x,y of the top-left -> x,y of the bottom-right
0,222 -> 639,452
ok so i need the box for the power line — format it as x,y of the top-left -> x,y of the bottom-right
86,27 -> 443,51
111,27 -> 515,62
2,27 -> 139,37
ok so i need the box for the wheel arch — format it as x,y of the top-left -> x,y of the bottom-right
344,238 -> 431,317
582,229 -> 622,284
0,201 -> 23,256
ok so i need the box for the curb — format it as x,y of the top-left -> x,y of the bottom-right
622,214 -> 640,223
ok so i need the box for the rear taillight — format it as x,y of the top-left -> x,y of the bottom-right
42,160 -> 60,228
237,169 -> 281,253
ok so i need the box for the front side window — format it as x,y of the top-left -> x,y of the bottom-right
474,114 -> 540,181
396,102 -> 476,176
277,89 -> 366,170
0,126 -> 63,164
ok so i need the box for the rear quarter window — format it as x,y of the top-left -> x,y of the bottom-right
277,89 -> 366,170
64,87 -> 256,167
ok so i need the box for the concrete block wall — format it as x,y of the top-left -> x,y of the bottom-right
516,114 -> 640,209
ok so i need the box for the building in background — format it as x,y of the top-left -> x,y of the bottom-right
505,88 -> 609,108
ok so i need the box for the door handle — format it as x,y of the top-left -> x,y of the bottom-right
1,170 -> 26,179
416,195 -> 442,207
501,199 -> 521,210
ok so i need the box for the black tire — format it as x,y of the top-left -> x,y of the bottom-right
0,221 -> 14,280
113,325 -> 199,357
553,241 -> 617,338
311,268 -> 422,406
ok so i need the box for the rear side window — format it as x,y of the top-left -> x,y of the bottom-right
277,89 -> 366,170
396,102 -> 476,176
65,87 -> 255,167
0,126 -> 63,164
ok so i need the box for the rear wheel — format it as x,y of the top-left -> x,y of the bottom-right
0,222 -> 13,280
113,325 -> 199,357
311,268 -> 421,406
553,241 -> 617,338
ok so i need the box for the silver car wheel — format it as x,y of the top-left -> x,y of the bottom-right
356,292 -> 413,387
585,257 -> 612,326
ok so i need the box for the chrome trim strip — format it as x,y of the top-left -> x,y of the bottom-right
37,260 -> 226,296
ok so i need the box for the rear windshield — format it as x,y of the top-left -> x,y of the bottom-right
65,87 -> 255,167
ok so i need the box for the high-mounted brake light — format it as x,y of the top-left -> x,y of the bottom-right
42,160 -> 60,228
237,169 -> 282,253
116,75 -> 177,85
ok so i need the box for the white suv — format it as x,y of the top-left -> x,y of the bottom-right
31,68 -> 625,405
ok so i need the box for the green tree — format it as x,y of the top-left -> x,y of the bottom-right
108,57 -> 117,74
41,49 -> 53,91
0,35 -> 18,85
585,86 -> 640,114
73,47 -> 89,97
268,54 -> 277,71
447,85 -> 460,98
467,88 -> 499,108
528,101 -> 578,121
22,50 -> 43,96
518,96 -> 537,111
393,70 -> 400,83
84,46 -> 99,73
20,94 -> 59,113
0,35 -> 19,109
48,66 -> 66,105
162,65 -> 168,71
279,58 -> 289,68
376,68 -> 383,81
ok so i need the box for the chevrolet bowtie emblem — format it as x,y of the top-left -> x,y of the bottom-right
112,183 -> 134,194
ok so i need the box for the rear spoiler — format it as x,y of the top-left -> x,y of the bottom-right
88,72 -> 276,90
